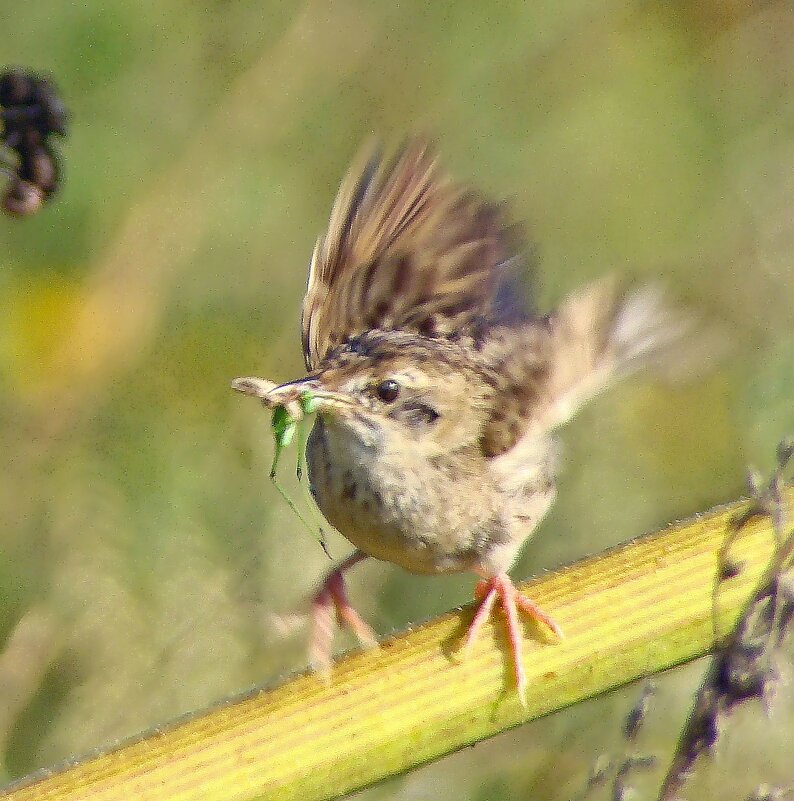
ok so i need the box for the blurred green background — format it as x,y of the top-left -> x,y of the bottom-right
1,1 -> 793,798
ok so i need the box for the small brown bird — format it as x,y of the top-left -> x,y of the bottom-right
234,141 -> 683,700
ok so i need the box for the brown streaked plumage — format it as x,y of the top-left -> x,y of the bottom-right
301,140 -> 528,371
233,140 -> 686,701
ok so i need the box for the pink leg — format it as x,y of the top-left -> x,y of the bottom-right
465,571 -> 563,703
309,550 -> 377,673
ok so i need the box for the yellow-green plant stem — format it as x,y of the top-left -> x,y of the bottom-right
4,490 -> 790,801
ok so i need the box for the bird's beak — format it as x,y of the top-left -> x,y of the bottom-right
231,375 -> 353,420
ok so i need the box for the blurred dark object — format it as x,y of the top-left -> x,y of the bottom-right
0,67 -> 68,217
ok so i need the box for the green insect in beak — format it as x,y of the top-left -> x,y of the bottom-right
269,391 -> 328,556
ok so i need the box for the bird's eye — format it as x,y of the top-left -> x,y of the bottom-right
375,379 -> 400,403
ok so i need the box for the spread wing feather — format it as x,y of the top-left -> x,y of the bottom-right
481,280 -> 687,461
301,140 -> 530,370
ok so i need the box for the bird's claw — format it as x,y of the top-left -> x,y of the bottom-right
463,571 -> 562,705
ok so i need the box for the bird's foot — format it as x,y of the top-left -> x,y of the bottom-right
309,553 -> 377,674
464,571 -> 563,704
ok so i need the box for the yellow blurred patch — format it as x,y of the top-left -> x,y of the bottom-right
1,275 -> 82,396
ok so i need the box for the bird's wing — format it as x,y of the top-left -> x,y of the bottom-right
481,280 -> 687,460
301,140 -> 530,370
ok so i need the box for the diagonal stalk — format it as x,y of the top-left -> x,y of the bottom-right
4,488 -> 790,801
